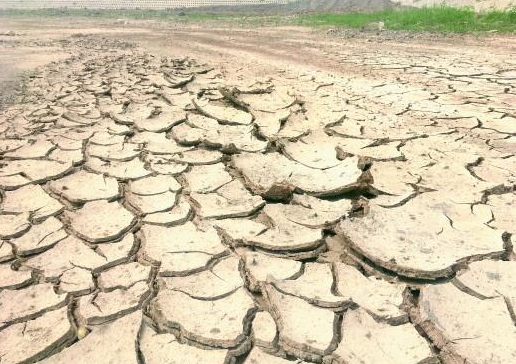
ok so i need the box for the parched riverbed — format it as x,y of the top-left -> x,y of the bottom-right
1,17 -> 516,364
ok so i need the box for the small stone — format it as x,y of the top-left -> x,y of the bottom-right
77,326 -> 88,340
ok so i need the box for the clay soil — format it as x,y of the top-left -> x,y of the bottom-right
1,16 -> 516,364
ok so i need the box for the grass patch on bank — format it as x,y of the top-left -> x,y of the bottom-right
295,6 -> 516,33
1,6 -> 516,33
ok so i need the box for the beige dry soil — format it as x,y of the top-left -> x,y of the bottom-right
1,16 -> 516,364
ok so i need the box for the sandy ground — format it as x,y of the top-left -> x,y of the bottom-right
2,17 -> 516,103
1,17 -> 516,364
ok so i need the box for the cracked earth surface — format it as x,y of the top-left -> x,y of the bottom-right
1,18 -> 516,364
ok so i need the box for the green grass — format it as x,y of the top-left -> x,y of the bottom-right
1,6 -> 516,34
295,6 -> 516,33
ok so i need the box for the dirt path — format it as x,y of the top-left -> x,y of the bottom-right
1,17 -> 516,364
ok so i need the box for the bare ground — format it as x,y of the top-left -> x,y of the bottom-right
1,17 -> 516,364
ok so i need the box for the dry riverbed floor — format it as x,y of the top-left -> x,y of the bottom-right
1,17 -> 516,364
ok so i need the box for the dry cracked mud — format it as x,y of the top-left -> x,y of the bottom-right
0,18 -> 516,364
